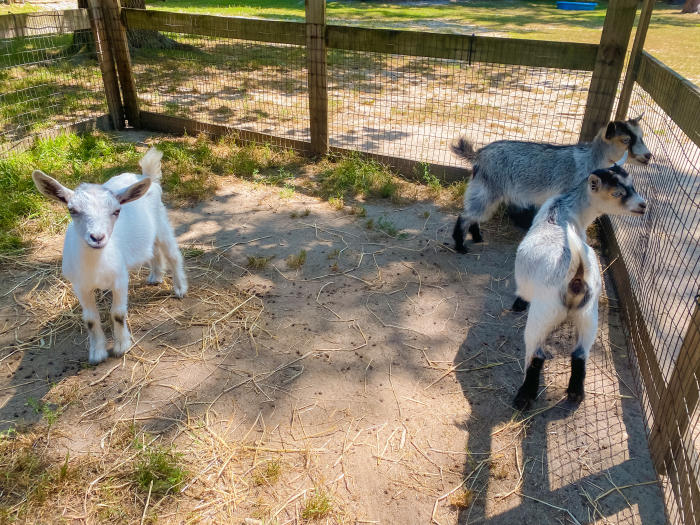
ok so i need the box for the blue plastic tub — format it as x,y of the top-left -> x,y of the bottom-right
556,1 -> 598,10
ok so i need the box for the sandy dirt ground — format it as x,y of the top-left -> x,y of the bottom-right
0,136 -> 667,524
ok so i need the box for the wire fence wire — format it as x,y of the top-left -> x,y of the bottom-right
0,9 -> 108,152
326,45 -> 592,167
126,14 -> 309,150
613,72 -> 700,525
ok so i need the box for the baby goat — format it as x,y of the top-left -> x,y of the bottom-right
32,148 -> 187,364
511,165 -> 646,410
451,116 -> 651,253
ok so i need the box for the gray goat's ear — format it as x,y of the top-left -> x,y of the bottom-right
589,173 -> 602,193
630,111 -> 645,124
604,122 -> 617,140
115,178 -> 151,205
32,170 -> 73,204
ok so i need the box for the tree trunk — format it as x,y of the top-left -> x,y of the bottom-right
121,0 -> 192,50
681,0 -> 700,13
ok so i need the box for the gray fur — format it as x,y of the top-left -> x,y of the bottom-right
452,117 -> 650,249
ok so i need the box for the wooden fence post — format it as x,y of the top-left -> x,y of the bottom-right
615,0 -> 656,120
101,0 -> 140,128
579,0 -> 638,141
306,0 -> 328,156
86,0 -> 124,129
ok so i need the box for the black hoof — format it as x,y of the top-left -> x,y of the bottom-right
566,390 -> 585,404
455,243 -> 468,254
512,297 -> 529,312
468,223 -> 483,243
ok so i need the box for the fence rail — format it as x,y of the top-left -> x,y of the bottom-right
609,40 -> 700,523
636,52 -> 700,148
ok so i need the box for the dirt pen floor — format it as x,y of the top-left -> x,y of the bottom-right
0,135 -> 667,524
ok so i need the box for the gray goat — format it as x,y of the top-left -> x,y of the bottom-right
511,165 -> 646,410
451,116 -> 651,253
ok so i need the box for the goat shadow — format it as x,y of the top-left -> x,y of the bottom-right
453,250 -> 666,524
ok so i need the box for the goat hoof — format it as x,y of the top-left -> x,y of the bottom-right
147,275 -> 163,285
513,392 -> 533,411
111,338 -> 131,357
455,245 -> 468,254
566,390 -> 585,404
512,297 -> 529,312
88,347 -> 108,365
174,284 -> 188,298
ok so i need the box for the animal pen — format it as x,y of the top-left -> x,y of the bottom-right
0,0 -> 698,523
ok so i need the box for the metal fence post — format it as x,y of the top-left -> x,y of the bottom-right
306,0 -> 328,156
101,0 -> 140,128
86,0 -> 124,129
580,0 -> 638,141
615,0 -> 656,120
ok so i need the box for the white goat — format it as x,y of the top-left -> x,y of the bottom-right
512,165 -> 646,410
32,147 -> 187,364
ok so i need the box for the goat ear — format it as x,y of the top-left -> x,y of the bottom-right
630,111 -> 645,124
589,174 -> 602,193
32,170 -> 73,204
604,122 -> 616,141
115,178 -> 151,204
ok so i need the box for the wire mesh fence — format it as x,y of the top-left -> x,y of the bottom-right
611,63 -> 700,525
127,29 -> 310,149
0,9 -> 108,152
326,46 -> 592,168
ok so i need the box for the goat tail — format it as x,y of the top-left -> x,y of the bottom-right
565,225 -> 591,307
450,135 -> 477,163
139,147 -> 163,183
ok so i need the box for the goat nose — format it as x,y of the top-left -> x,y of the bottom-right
639,202 -> 647,210
90,233 -> 105,243
644,152 -> 652,160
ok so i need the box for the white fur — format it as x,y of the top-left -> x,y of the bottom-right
33,147 -> 187,364
512,166 -> 646,407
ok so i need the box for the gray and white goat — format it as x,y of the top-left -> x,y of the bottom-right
511,165 -> 646,410
451,116 -> 650,253
32,148 -> 187,364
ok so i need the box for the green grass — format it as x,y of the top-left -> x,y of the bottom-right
0,4 -> 39,13
145,0 -> 700,83
132,437 -> 186,496
26,398 -> 61,428
319,154 -> 397,200
301,488 -> 333,520
252,459 -> 282,486
286,249 -> 307,270
0,133 -> 142,252
247,255 -> 273,270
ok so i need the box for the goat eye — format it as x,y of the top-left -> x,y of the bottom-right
113,209 -> 121,217
68,208 -> 78,215
622,138 -> 630,145
613,191 -> 624,198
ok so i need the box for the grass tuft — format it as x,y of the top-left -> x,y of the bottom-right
449,489 -> 474,509
252,459 -> 282,486
132,437 -> 186,496
301,488 -> 333,520
286,249 -> 307,270
247,255 -> 273,270
319,154 -> 397,200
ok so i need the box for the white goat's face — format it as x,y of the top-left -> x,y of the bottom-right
67,184 -> 122,249
604,114 -> 652,165
589,166 -> 647,217
32,171 -> 151,250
